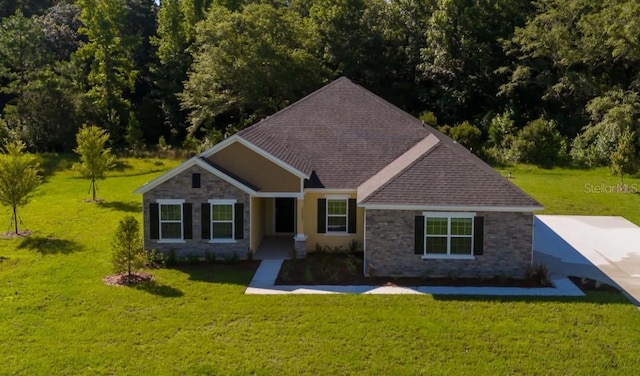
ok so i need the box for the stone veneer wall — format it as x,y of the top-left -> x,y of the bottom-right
365,210 -> 533,277
142,165 -> 251,258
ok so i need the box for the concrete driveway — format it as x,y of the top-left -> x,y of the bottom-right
534,215 -> 640,306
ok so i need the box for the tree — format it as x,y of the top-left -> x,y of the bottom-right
75,0 -> 138,143
511,118 -> 566,167
73,125 -> 116,202
180,3 -> 325,131
112,215 -> 144,276
610,128 -> 637,187
0,141 -> 42,234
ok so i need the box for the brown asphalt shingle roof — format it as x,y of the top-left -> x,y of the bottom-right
231,77 -> 540,208
237,77 -> 429,188
360,142 -> 540,207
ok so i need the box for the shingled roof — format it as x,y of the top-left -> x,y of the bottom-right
227,77 -> 540,209
237,77 -> 429,188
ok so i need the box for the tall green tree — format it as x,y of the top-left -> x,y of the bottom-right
420,0 -> 534,125
0,140 -> 42,234
0,10 -> 49,128
75,0 -> 138,143
180,3 -> 324,131
73,125 -> 116,202
151,0 -> 190,143
501,0 -> 640,137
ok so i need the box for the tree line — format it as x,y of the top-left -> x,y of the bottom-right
1,0 -> 639,171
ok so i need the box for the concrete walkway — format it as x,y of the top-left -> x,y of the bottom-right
534,215 -> 640,306
246,258 -> 583,296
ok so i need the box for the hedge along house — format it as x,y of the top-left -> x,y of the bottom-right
134,77 -> 542,277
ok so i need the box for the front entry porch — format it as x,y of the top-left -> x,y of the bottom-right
254,235 -> 293,260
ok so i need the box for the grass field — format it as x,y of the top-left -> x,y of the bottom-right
1,156 -> 639,375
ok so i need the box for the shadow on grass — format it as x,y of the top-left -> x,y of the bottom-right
17,236 -> 84,255
171,262 -> 259,285
112,160 -> 133,171
432,291 -> 632,305
36,153 -> 78,181
98,201 -> 142,213
133,280 -> 183,297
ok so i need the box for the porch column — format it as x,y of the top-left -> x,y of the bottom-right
293,197 -> 307,258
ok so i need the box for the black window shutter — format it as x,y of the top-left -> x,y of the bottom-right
192,173 -> 201,188
149,203 -> 159,239
414,216 -> 425,254
183,203 -> 192,239
474,216 -> 484,255
234,203 -> 244,239
201,203 -> 210,239
348,199 -> 357,233
317,199 -> 326,233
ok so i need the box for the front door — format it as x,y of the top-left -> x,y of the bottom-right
275,198 -> 295,233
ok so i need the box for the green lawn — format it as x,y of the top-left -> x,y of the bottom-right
1,157 -> 639,375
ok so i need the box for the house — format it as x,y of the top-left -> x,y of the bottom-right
134,77 -> 542,277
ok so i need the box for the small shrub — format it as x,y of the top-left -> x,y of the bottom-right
368,263 -> 376,277
280,263 -> 291,283
526,263 -> 550,285
222,252 -> 239,265
144,249 -> 166,268
327,265 -> 339,282
344,253 -> 360,274
314,242 -> 323,253
422,269 -> 433,279
324,245 -> 345,253
347,239 -> 362,254
185,253 -> 200,264
447,270 -> 460,281
204,250 -> 216,263
304,261 -> 314,283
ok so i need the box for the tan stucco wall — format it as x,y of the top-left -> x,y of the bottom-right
264,198 -> 275,235
250,197 -> 264,252
208,142 -> 301,192
302,192 -> 364,251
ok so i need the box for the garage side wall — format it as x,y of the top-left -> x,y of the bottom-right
365,210 -> 532,277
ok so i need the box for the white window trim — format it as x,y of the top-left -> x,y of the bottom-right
208,199 -> 237,244
325,196 -> 349,235
156,199 -> 185,243
422,212 -> 475,259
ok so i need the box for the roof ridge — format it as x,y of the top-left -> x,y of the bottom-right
357,134 -> 440,203
237,77 -> 348,137
348,80 -> 427,131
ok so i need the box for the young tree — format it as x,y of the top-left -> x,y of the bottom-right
73,125 -> 115,202
112,216 -> 144,276
0,141 -> 42,234
610,128 -> 638,187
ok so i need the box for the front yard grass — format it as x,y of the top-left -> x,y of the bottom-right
1,157 -> 639,374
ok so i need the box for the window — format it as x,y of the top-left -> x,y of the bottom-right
210,199 -> 235,241
424,213 -> 474,256
159,201 -> 183,240
327,199 -> 348,233
192,173 -> 201,188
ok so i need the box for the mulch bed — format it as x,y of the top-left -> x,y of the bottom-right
568,276 -> 622,294
103,272 -> 153,286
0,231 -> 32,239
276,253 -> 551,288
